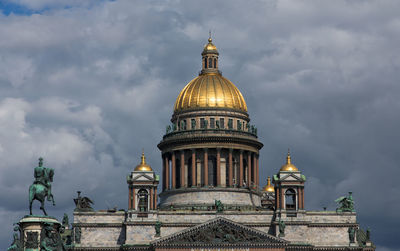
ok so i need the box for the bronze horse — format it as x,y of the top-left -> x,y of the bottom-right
29,168 -> 55,215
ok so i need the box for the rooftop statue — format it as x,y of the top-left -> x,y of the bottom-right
29,157 -> 55,215
335,192 -> 355,212
73,191 -> 94,212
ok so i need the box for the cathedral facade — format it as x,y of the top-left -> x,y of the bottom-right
71,37 -> 375,251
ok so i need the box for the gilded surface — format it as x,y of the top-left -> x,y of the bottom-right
174,73 -> 247,112
263,177 -> 275,193
134,151 -> 153,171
280,151 -> 298,172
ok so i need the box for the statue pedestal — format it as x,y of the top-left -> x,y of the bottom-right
18,215 -> 61,251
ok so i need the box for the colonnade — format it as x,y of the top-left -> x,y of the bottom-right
162,148 -> 260,191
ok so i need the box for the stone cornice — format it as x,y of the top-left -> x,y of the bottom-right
158,133 -> 263,151
72,223 -> 123,227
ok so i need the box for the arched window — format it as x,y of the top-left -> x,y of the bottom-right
138,189 -> 149,212
204,57 -> 207,68
209,58 -> 213,68
208,155 -> 217,186
285,188 -> 296,210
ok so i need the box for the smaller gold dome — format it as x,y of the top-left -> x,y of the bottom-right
263,176 -> 275,193
202,37 -> 218,54
280,150 -> 299,172
134,151 -> 153,172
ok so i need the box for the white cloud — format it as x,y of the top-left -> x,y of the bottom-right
1,0 -> 400,248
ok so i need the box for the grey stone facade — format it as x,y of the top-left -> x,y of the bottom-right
72,209 -> 369,249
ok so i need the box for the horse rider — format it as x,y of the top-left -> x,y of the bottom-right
34,157 -> 52,201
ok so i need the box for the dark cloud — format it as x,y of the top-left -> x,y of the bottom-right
0,1 -> 399,250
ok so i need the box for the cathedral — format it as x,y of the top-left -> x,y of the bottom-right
69,37 -> 373,250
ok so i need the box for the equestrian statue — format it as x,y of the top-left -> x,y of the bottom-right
29,157 -> 55,215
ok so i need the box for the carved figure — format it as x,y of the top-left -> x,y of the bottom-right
366,227 -> 371,241
7,225 -> 23,251
74,227 -> 81,243
215,200 -> 224,213
166,125 -> 171,134
155,221 -> 161,236
204,119 -> 208,129
172,123 -> 177,131
74,191 -> 94,212
180,120 -> 185,130
191,119 -> 196,130
40,224 -> 65,251
215,120 -> 220,129
278,219 -> 285,236
178,221 -> 266,244
62,213 -> 69,228
348,227 -> 355,243
29,157 -> 55,215
238,122 -> 242,130
335,192 -> 355,212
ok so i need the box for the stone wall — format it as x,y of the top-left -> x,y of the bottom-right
73,210 -> 358,248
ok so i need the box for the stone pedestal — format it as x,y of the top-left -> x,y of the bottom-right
18,215 -> 62,251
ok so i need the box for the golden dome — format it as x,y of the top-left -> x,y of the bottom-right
174,73 -> 247,112
263,176 -> 275,193
280,150 -> 299,172
202,37 -> 218,54
134,151 -> 153,172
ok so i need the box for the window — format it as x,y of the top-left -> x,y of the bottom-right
191,119 -> 196,130
180,120 -> 187,130
209,58 -> 213,68
214,58 -> 217,68
237,120 -> 242,130
228,119 -> 233,129
210,118 -> 215,128
220,118 -> 225,129
138,189 -> 149,212
200,118 -> 205,129
204,57 -> 207,68
285,189 -> 296,210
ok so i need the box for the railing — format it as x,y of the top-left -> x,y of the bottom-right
162,128 -> 258,139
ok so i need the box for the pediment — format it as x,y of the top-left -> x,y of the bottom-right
152,217 -> 286,248
280,173 -> 303,182
132,173 -> 154,182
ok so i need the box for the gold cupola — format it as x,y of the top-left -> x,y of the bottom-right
263,176 -> 275,193
173,36 -> 247,113
134,151 -> 153,172
280,150 -> 299,172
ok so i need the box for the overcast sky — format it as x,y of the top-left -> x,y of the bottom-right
0,0 -> 399,250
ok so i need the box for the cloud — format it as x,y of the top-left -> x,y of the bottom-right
1,0 -> 400,249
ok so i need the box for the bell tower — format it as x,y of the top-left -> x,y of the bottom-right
127,152 -> 159,213
273,150 -> 306,216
